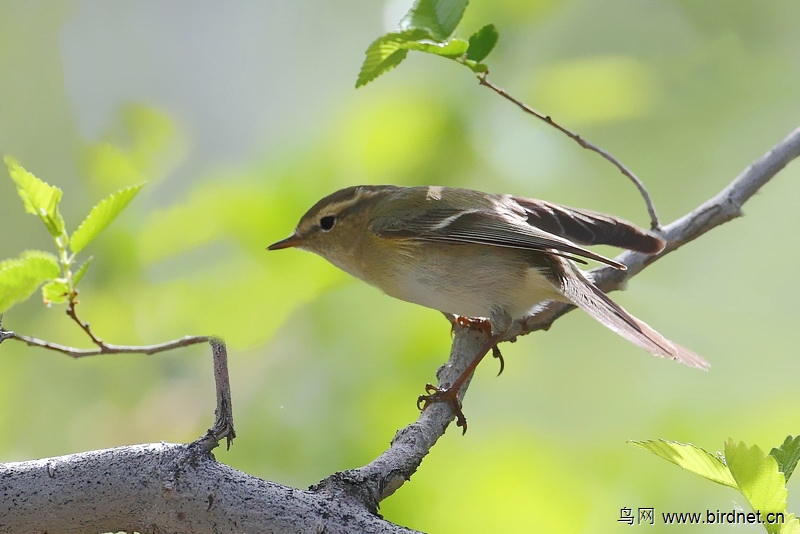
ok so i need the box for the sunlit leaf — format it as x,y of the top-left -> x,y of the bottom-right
41,279 -> 70,305
5,156 -> 66,240
70,184 -> 144,254
630,439 -> 737,488
399,0 -> 468,42
725,439 -> 787,534
778,514 -> 800,534
357,28 -> 433,88
770,435 -> 800,482
407,38 -> 469,58
72,256 -> 94,287
0,250 -> 60,313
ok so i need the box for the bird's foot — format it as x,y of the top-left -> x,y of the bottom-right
492,345 -> 504,376
417,383 -> 468,434
453,316 -> 493,336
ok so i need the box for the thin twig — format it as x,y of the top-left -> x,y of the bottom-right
9,331 -> 210,357
478,72 -> 661,230
2,302 -> 236,449
65,297 -> 105,347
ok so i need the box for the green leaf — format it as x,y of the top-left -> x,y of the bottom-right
630,439 -> 737,488
466,24 -> 498,62
407,37 -> 469,58
778,515 -> 800,534
72,256 -> 94,287
357,28 -> 433,88
462,59 -> 489,74
399,0 -> 468,42
5,156 -> 67,240
0,250 -> 60,313
41,279 -> 70,305
725,439 -> 787,534
770,435 -> 800,482
357,30 -> 472,88
70,184 -> 144,254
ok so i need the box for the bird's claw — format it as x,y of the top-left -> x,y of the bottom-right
492,345 -> 504,376
417,384 -> 468,434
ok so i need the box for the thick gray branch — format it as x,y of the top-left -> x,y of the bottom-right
0,443 -> 417,534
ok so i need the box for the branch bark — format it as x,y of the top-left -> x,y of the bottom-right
2,127 -> 798,533
0,443 -> 417,534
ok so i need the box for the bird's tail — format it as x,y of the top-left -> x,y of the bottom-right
559,263 -> 709,370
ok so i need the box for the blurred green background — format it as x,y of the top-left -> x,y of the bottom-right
2,1 -> 799,532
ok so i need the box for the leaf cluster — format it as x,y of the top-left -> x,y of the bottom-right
356,0 -> 499,87
632,436 -> 800,533
0,157 -> 142,312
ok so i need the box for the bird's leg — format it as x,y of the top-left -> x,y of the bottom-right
418,320 -> 502,434
453,316 -> 504,375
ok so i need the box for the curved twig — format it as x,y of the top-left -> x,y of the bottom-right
478,72 -> 662,230
2,302 -> 236,450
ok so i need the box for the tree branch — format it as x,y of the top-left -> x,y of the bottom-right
1,322 -> 236,451
0,443 -> 418,534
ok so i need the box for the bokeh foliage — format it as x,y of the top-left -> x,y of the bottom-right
1,1 -> 799,532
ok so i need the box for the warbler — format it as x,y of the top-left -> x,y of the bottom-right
269,185 -> 707,429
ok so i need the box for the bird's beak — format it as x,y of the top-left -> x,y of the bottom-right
267,233 -> 304,250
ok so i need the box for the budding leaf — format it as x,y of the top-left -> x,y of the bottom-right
0,250 -> 60,313
70,184 -> 144,254
5,157 -> 66,240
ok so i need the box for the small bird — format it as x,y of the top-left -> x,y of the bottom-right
268,185 -> 708,430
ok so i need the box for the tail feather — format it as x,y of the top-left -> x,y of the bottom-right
559,264 -> 709,370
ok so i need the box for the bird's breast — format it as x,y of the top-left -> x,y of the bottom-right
372,243 -> 566,321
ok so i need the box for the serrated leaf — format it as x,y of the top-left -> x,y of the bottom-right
356,28 -> 433,88
770,435 -> 800,482
725,439 -> 787,534
466,24 -> 498,63
72,256 -> 94,287
630,439 -> 737,488
5,156 -> 66,239
777,514 -> 800,534
399,0 -> 468,42
70,184 -> 143,254
41,279 -> 70,305
0,250 -> 60,313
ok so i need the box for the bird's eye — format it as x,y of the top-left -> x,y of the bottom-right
319,215 -> 336,231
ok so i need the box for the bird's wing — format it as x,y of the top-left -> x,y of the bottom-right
510,196 -> 665,254
372,206 -> 628,269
